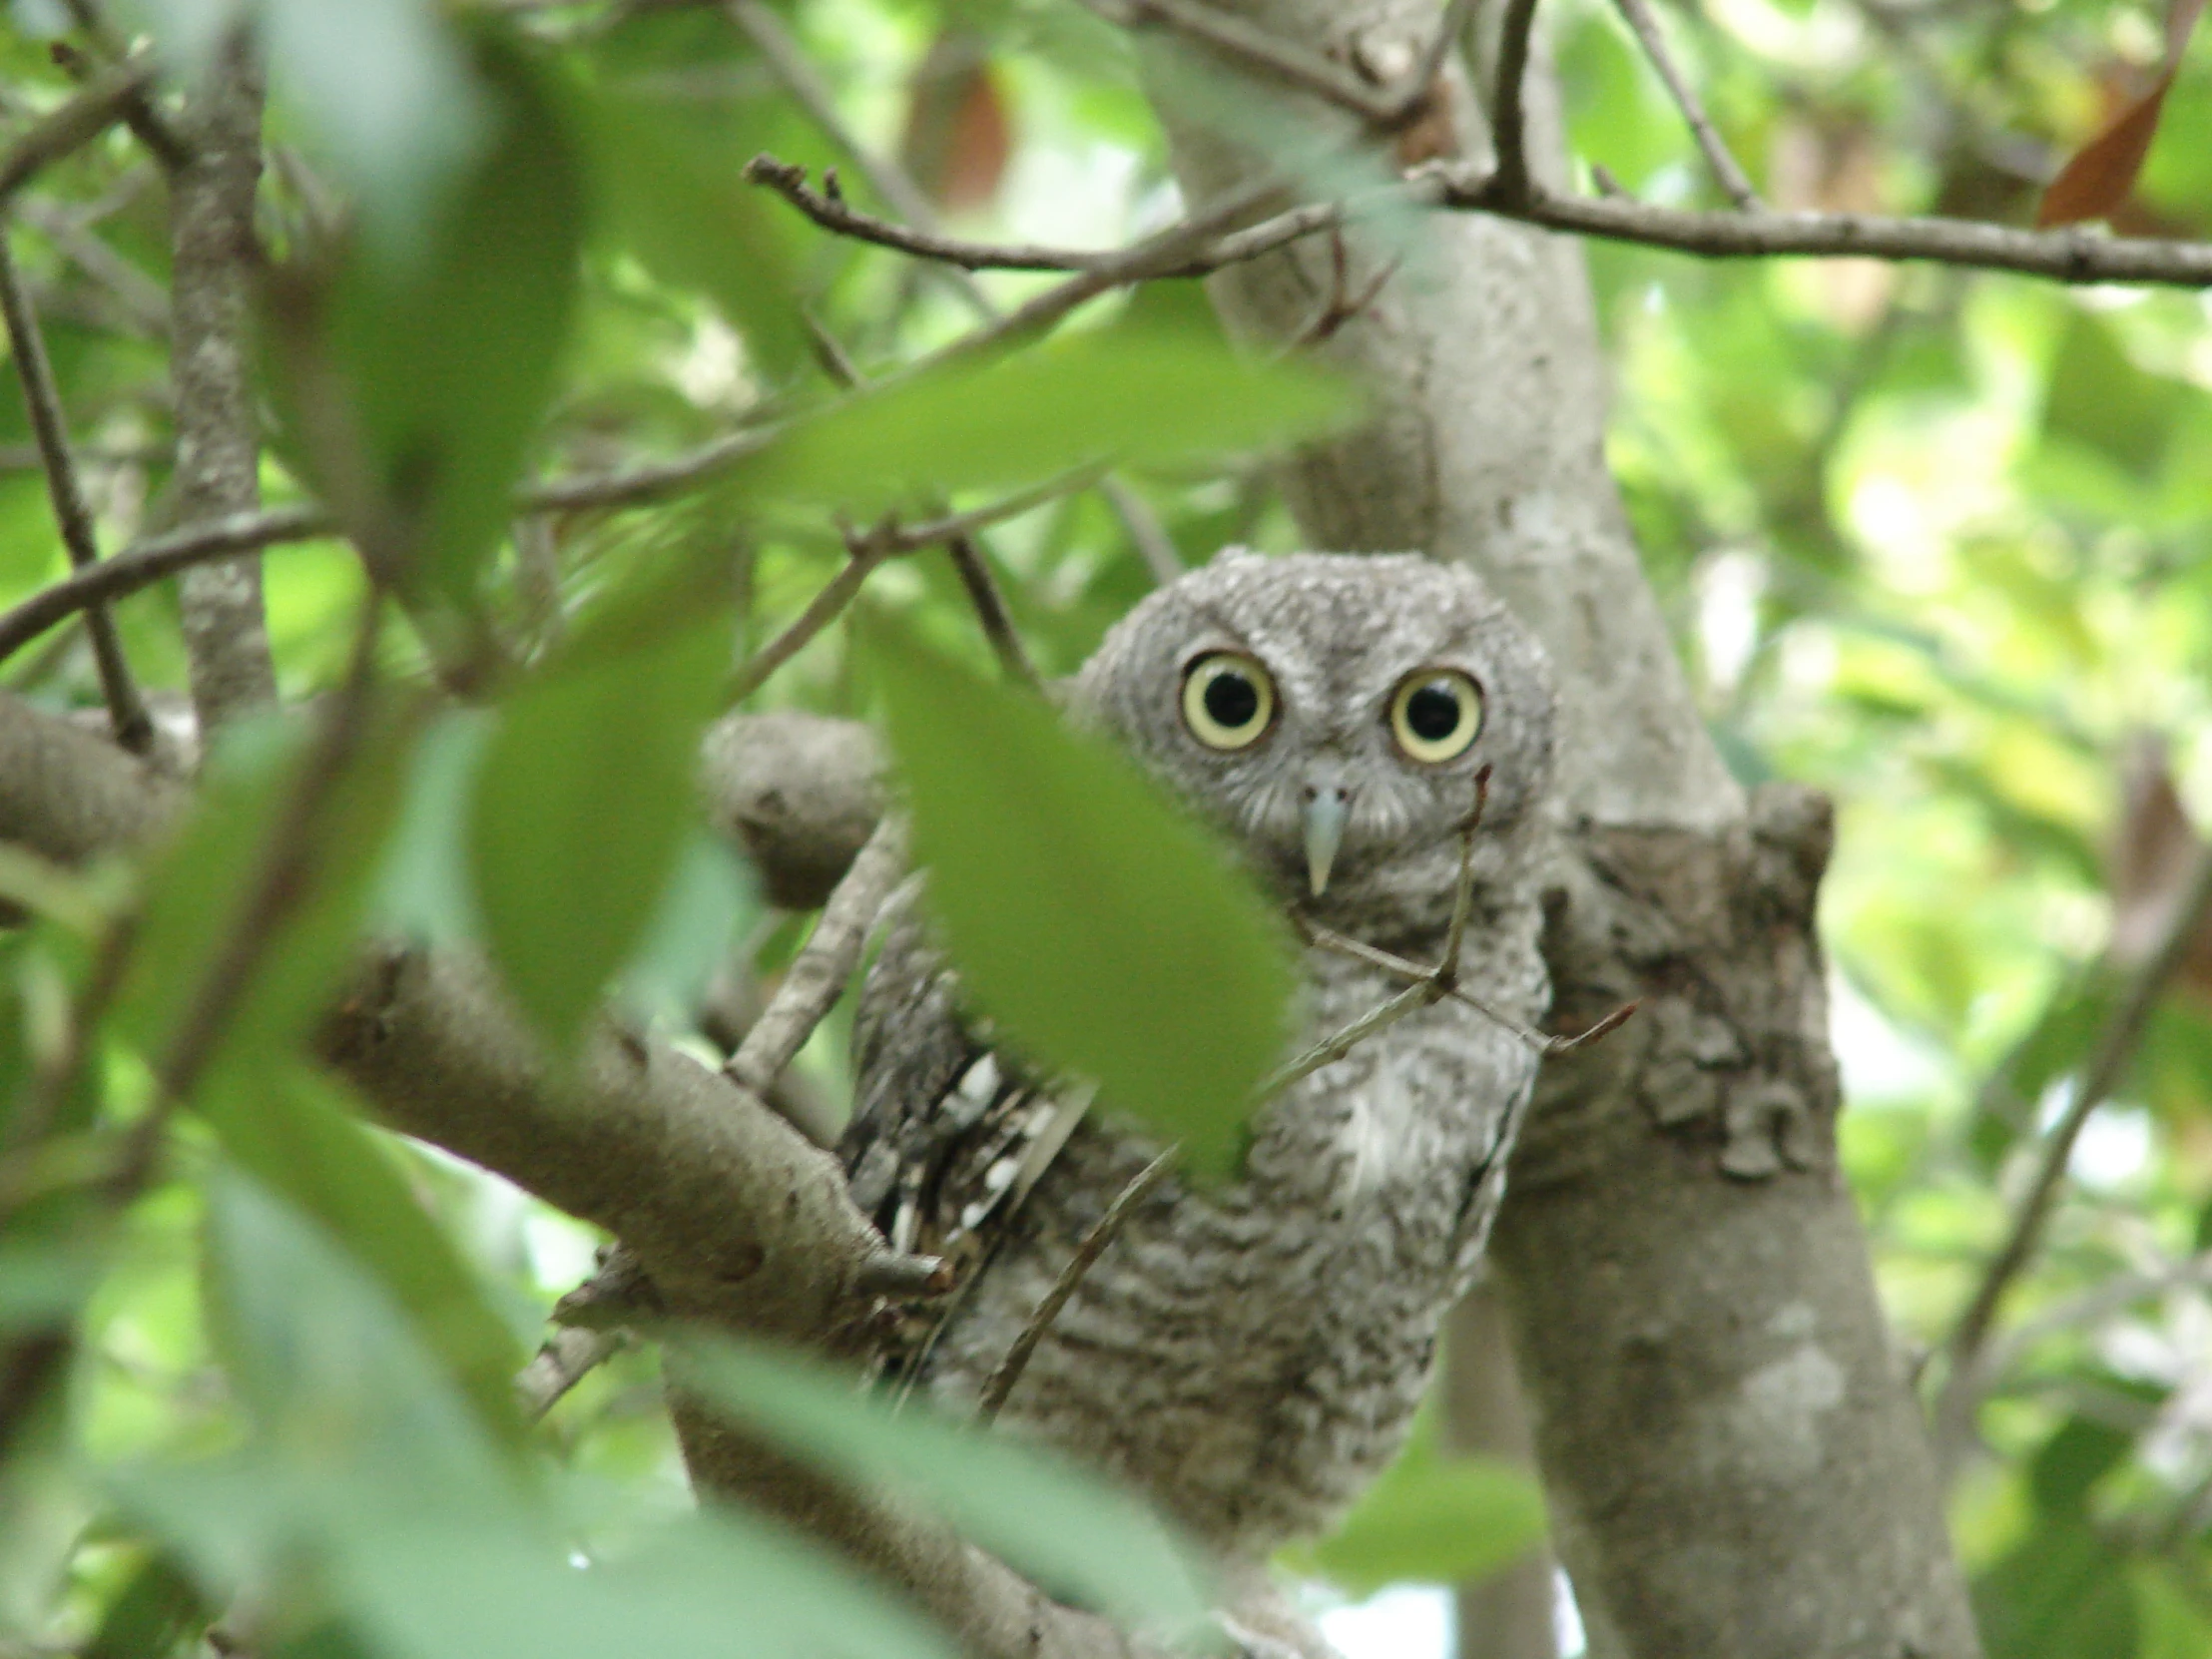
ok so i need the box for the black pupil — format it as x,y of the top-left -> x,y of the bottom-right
1405,682 -> 1463,742
1204,670 -> 1261,730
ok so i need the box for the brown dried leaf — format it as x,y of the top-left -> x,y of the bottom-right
2036,75 -> 2176,228
2037,0 -> 2207,227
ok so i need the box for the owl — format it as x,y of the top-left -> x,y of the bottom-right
842,550 -> 1555,1575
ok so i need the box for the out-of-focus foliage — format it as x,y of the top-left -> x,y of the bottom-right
5,0 -> 2212,1652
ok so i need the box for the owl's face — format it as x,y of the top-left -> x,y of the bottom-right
1076,551 -> 1555,928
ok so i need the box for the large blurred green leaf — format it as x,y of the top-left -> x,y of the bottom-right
198,1065 -> 526,1446
2041,312 -> 2186,484
129,1170 -> 950,1659
258,0 -> 486,247
467,615 -> 730,1046
581,83 -> 804,380
288,32 -> 582,616
870,622 -> 1296,1183
1975,1516 -> 2141,1659
750,321 -> 1354,515
113,711 -> 408,1099
672,1334 -> 1211,1643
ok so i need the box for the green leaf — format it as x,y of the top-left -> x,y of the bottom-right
113,711 -> 408,1099
870,621 -> 1297,1184
258,0 -> 486,248
467,616 -> 730,1046
84,1551 -> 206,1659
1975,1516 -> 2141,1659
581,83 -> 804,379
290,31 -> 583,616
750,321 -> 1355,515
1306,1444 -> 1547,1596
2041,311 -> 2185,483
2029,1414 -> 2134,1515
135,1172 -> 952,1659
197,1066 -> 527,1447
671,1333 -> 1211,1643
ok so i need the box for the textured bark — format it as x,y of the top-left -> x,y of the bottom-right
1139,5 -> 1981,1655
167,29 -> 277,736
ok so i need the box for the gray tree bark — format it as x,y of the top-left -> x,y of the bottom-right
1137,5 -> 1981,1655
166,29 -> 278,737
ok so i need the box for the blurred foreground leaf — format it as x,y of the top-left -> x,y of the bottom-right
672,1333 -> 1212,1643
750,321 -> 1354,514
870,622 -> 1296,1184
468,615 -> 730,1047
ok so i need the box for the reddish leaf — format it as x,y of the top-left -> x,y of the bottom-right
898,31 -> 1012,215
2037,0 -> 2207,227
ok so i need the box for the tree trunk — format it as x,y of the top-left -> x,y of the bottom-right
1138,5 -> 1981,1655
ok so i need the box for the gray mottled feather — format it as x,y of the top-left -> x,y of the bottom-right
842,550 -> 1554,1562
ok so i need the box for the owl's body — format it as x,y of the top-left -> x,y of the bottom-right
843,552 -> 1553,1563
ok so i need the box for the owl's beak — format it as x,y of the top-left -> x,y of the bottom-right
1303,789 -> 1349,897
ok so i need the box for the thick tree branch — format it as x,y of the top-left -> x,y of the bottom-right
0,687 -> 1165,1659
165,27 -> 276,736
1142,1 -> 1979,1652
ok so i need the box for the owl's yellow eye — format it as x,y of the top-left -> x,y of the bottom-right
1389,670 -> 1483,764
1181,652 -> 1276,750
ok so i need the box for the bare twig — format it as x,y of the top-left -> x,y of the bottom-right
975,1147 -> 1178,1424
1936,842 -> 2212,1450
724,816 -> 908,1095
0,56 -> 156,206
1453,173 -> 2212,287
1488,0 -> 1544,206
750,157 -> 1112,273
727,1 -> 1187,583
0,504 -> 332,665
1610,0 -> 1760,210
726,471 -> 1092,704
15,197 -> 170,334
803,311 -> 1042,691
1091,0 -> 1399,125
945,537 -> 1042,690
0,230 -> 151,753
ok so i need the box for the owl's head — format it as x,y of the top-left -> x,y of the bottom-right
1076,550 -> 1555,929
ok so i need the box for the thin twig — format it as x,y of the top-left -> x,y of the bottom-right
975,1147 -> 1177,1424
750,157 -> 1112,273
1258,976 -> 1445,1101
1453,172 -> 2212,287
0,56 -> 156,206
802,311 -> 1042,691
727,1 -> 1186,582
1610,0 -> 1760,210
1936,842 -> 2212,1445
0,503 -> 331,665
724,816 -> 908,1094
1488,0 -> 1544,206
726,471 -> 1092,705
944,537 -> 1041,690
0,230 -> 151,752
1094,0 -> 1398,125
